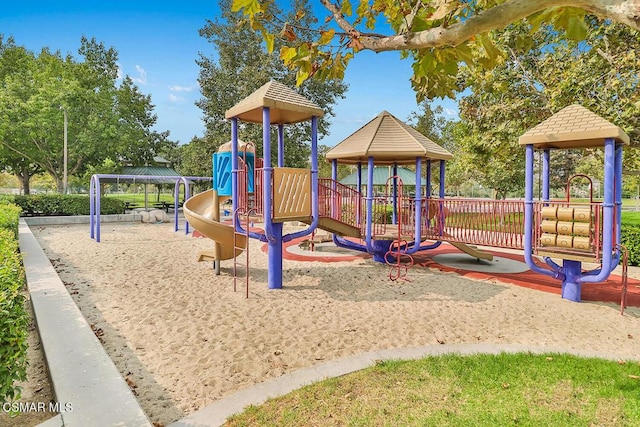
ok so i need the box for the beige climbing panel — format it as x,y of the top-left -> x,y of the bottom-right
272,167 -> 311,222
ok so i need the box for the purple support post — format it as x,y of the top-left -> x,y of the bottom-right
95,176 -> 101,242
284,116 -> 319,241
615,144 -> 623,246
406,157 -> 423,255
439,160 -> 445,198
90,175 -> 96,240
523,145 -> 562,281
262,108 -> 283,289
426,161 -> 431,198
578,138 -> 617,286
562,260 -> 583,300
278,124 -> 284,168
184,181 -> 191,234
356,162 -> 362,224
174,179 -> 181,232
542,149 -> 550,201
392,163 -> 398,225
365,157 -> 375,254
231,118 -> 239,218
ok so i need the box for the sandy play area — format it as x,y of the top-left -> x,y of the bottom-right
31,221 -> 640,426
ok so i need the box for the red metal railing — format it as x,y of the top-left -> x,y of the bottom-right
424,198 -> 526,249
318,178 -> 363,229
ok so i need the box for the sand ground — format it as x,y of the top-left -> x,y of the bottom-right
22,221 -> 640,426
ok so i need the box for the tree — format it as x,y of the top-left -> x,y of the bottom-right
177,136 -> 214,178
187,0 -> 347,177
0,36 -> 43,193
0,36 -> 173,193
234,0 -> 640,100
115,76 -> 172,166
451,19 -> 640,197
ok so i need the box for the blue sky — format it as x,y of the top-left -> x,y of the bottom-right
1,2 -> 458,146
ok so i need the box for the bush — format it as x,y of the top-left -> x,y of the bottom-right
620,224 -> 640,266
0,203 -> 21,239
12,194 -> 124,216
0,207 -> 28,402
0,195 -> 15,205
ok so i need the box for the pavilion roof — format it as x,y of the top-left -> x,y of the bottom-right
519,104 -> 629,148
325,111 -> 452,165
225,80 -> 323,124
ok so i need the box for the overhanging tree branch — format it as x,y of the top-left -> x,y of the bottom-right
320,0 -> 639,52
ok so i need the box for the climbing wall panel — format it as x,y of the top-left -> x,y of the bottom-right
272,167 -> 311,222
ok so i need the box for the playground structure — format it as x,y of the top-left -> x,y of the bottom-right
89,174 -> 211,242
520,104 -> 628,302
180,81 -> 627,302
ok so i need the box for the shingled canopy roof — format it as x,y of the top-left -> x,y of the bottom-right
519,104 -> 630,149
225,80 -> 324,124
325,111 -> 453,165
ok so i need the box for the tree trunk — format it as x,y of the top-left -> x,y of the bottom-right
19,168 -> 31,195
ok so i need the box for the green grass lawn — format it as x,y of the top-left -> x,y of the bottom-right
622,211 -> 640,226
227,352 -> 640,426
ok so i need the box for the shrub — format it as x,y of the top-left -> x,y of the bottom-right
12,194 -> 124,216
0,203 -> 21,239
620,224 -> 640,266
0,209 -> 28,402
0,195 -> 15,205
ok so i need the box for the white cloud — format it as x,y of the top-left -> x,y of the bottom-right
169,85 -> 193,92
131,65 -> 147,85
443,108 -> 457,116
168,93 -> 182,103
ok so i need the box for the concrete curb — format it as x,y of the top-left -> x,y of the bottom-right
24,213 -> 141,226
169,343 -> 638,427
19,220 -> 151,427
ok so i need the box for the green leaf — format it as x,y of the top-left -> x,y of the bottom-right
280,46 -> 298,63
478,34 -> 501,60
232,0 -> 263,15
264,32 -> 275,53
566,16 -> 588,41
341,0 -> 353,16
318,29 -> 335,46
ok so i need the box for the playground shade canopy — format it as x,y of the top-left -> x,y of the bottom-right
325,110 -> 453,165
224,80 -> 324,124
518,104 -> 630,149
340,166 -> 425,187
96,166 -> 186,183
